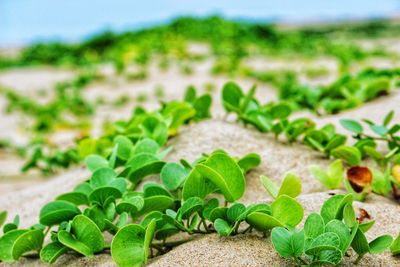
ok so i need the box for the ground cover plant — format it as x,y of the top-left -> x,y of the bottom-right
221,81 -> 400,202
0,15 -> 399,267
0,147 -> 395,266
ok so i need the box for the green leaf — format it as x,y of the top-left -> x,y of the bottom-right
125,153 -> 165,183
143,183 -> 172,197
390,233 -> 400,255
271,227 -> 293,259
0,211 -> 7,228
237,153 -> 261,174
133,138 -> 160,156
0,229 -> 28,262
383,110 -> 394,126
343,203 -> 356,227
306,232 -> 340,255
182,151 -> 245,202
71,215 -> 105,253
184,86 -> 196,103
340,119 -> 363,134
58,230 -> 93,257
315,248 -> 343,265
209,207 -> 228,222
309,159 -> 343,189
369,235 -> 393,254
201,198 -> 220,220
320,194 -> 353,223
11,229 -> 44,260
277,173 -> 302,198
222,82 -> 244,113
271,195 -> 304,227
331,146 -> 361,166
227,203 -> 246,223
40,241 -> 69,264
39,200 -> 80,226
138,195 -> 174,216
246,212 -> 283,231
111,221 -> 155,267
325,219 -> 351,252
351,229 -> 370,256
214,219 -> 233,237
116,196 -> 144,215
56,192 -> 88,206
304,212 -> 325,239
88,187 -> 123,207
370,125 -> 388,137
260,175 -> 279,198
114,135 -> 134,160
359,220 -> 375,233
193,94 -> 212,119
178,197 -> 204,220
90,167 -> 117,188
160,162 -> 188,191
85,154 -> 109,172
271,227 -> 304,259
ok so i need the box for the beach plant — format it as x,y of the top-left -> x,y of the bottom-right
391,233 -> 400,256
271,194 -> 393,266
0,147 -> 395,266
309,159 -> 345,190
246,174 -> 303,233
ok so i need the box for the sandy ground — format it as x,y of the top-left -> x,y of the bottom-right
0,54 -> 400,266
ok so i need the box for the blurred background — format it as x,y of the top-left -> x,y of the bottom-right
2,0 -> 400,46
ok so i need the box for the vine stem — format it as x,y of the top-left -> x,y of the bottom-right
354,254 -> 364,265
153,236 -> 196,248
43,226 -> 51,237
201,218 -> 210,233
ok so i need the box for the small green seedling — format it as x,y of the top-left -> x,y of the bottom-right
309,159 -> 344,189
271,194 -> 393,265
331,146 -> 362,166
260,173 -> 302,199
182,150 -> 245,202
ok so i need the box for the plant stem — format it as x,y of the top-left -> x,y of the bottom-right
241,225 -> 252,234
354,254 -> 364,265
154,236 -> 196,248
43,226 -> 51,237
201,218 -> 210,233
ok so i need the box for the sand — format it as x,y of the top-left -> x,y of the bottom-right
0,54 -> 400,266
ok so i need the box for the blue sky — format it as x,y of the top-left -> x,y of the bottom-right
1,0 -> 400,45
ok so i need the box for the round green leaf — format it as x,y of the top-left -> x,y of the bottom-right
116,196 -> 144,215
304,212 -> 325,239
160,162 -> 188,191
277,173 -> 302,198
271,195 -> 304,227
58,230 -> 93,257
306,232 -> 341,256
85,155 -> 109,172
12,229 -> 44,260
39,200 -> 80,226
0,229 -> 28,262
56,192 -> 88,206
178,197 -> 204,220
39,241 -> 68,264
111,224 -> 147,267
246,212 -> 283,231
214,219 -> 232,237
183,152 -> 245,202
71,215 -> 105,253
90,167 -> 117,188
114,135 -> 134,161
369,235 -> 393,254
340,119 -> 363,134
